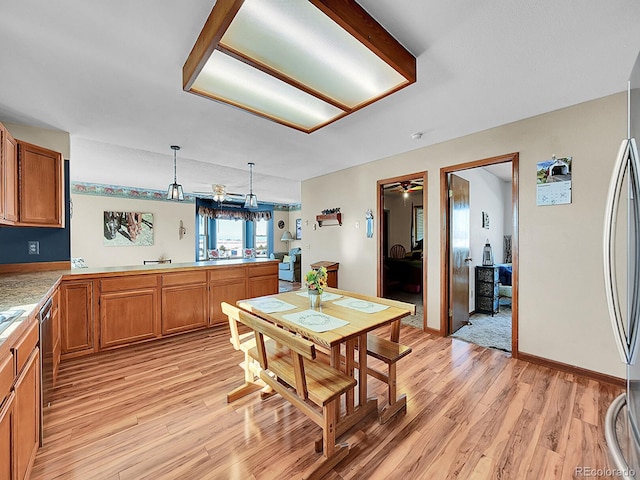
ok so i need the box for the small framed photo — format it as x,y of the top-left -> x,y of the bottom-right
295,218 -> 302,240
482,211 -> 490,229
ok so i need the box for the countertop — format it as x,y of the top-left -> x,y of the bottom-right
0,258 -> 278,347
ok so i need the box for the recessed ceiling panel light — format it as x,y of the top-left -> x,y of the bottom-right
183,0 -> 416,133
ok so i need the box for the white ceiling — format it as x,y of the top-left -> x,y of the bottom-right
0,1 -> 639,205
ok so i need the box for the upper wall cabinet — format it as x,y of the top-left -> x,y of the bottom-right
0,123 -> 18,224
0,123 -> 64,228
17,141 -> 64,227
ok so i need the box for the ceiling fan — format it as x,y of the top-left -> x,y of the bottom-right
384,180 -> 423,194
193,184 -> 245,203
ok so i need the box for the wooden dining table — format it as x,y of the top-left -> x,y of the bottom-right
237,286 -> 415,436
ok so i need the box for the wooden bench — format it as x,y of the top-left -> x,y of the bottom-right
221,303 -> 357,480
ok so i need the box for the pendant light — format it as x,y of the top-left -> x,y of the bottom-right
244,162 -> 258,209
167,145 -> 184,201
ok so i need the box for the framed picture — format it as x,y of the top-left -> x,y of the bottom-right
104,211 -> 154,246
295,218 -> 302,240
482,211 -> 490,229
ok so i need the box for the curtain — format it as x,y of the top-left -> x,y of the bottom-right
197,205 -> 272,222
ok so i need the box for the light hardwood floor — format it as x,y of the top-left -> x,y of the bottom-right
31,324 -> 621,479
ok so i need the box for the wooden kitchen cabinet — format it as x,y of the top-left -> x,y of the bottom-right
0,391 -> 15,480
247,262 -> 279,298
209,267 -> 247,325
99,275 -> 160,349
14,347 -> 39,480
161,271 -> 208,335
60,280 -> 95,359
17,140 -> 64,227
0,122 -> 18,225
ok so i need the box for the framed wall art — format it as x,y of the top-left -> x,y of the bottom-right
104,211 -> 154,246
295,218 -> 302,240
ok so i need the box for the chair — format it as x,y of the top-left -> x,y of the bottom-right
389,244 -> 406,259
270,247 -> 302,282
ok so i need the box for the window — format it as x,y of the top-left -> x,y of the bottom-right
255,219 -> 268,257
197,215 -> 208,261
413,205 -> 424,247
216,219 -> 244,258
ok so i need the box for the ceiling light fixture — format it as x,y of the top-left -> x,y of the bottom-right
167,145 -> 184,201
212,184 -> 226,202
244,162 -> 258,209
182,0 -> 416,133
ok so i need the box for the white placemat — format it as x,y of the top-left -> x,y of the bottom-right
295,291 -> 342,301
333,297 -> 390,314
282,310 -> 349,333
243,298 -> 297,313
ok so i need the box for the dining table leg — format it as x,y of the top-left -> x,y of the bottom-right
358,333 -> 367,407
345,339 -> 356,414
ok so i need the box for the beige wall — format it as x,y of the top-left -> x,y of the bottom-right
70,194 -> 196,268
302,92 -> 626,378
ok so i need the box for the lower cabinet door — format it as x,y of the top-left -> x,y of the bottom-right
15,348 -> 39,480
0,391 -> 15,480
209,280 -> 246,325
161,284 -> 208,335
100,289 -> 159,349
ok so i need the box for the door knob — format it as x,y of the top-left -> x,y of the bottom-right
464,257 -> 472,262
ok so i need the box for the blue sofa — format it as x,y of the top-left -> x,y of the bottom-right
270,248 -> 302,282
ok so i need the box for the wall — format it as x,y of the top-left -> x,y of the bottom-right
301,93 -> 626,378
0,123 -> 71,265
70,194 -> 196,268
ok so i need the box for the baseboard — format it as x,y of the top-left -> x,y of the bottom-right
0,260 -> 71,274
425,326 -> 441,335
517,351 -> 624,387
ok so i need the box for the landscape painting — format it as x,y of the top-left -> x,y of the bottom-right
103,211 -> 154,246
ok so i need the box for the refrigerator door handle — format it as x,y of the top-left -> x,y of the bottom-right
627,138 -> 640,363
604,139 -> 632,363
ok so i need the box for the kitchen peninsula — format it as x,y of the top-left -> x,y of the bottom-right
0,258 -> 278,480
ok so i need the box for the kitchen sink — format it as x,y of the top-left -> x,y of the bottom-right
0,310 -> 25,334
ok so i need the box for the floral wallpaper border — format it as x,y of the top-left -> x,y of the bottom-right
71,181 -> 196,202
71,181 -> 301,210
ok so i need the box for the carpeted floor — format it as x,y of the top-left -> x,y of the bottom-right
451,306 -> 512,352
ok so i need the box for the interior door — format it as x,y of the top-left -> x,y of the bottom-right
449,173 -> 471,333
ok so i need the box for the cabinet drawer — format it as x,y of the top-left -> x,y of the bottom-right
248,263 -> 278,278
476,267 -> 498,282
477,282 -> 497,297
477,296 -> 498,312
13,321 -> 38,375
162,271 -> 207,287
101,275 -> 158,292
209,267 -> 246,282
0,351 -> 13,403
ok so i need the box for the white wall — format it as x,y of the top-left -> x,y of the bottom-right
301,92 -> 626,378
70,194 -> 196,268
456,168 -> 510,311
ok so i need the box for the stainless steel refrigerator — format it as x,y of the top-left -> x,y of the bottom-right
604,49 -> 640,479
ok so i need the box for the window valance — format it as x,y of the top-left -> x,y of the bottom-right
198,205 -> 272,221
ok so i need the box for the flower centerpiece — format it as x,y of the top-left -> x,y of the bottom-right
305,266 -> 327,308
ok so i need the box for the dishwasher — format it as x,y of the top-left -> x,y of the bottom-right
39,297 -> 53,445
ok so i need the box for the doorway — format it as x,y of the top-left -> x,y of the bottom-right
377,172 -> 427,330
441,153 -> 519,355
